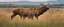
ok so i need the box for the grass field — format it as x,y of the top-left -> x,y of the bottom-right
0,8 -> 64,27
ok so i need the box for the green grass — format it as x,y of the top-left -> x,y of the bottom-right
0,20 -> 64,27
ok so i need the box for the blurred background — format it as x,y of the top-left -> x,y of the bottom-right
0,0 -> 64,27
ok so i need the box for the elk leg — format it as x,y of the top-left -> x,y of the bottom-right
19,15 -> 22,19
28,16 -> 33,20
23,15 -> 27,20
35,16 -> 39,20
23,16 -> 26,20
36,17 -> 38,20
11,14 -> 16,20
31,16 -> 33,20
31,17 -> 33,20
28,17 -> 30,20
28,17 -> 33,20
28,15 -> 31,20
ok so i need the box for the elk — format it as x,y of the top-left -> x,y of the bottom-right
11,3 -> 49,20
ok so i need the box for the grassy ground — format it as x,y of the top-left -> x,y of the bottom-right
0,8 -> 64,27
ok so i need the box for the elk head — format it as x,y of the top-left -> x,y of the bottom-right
39,3 -> 50,14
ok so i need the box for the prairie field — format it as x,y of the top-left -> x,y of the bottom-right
0,8 -> 64,27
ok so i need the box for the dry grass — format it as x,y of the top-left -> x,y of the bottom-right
0,8 -> 64,27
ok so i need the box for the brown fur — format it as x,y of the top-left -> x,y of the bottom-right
11,4 -> 49,20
